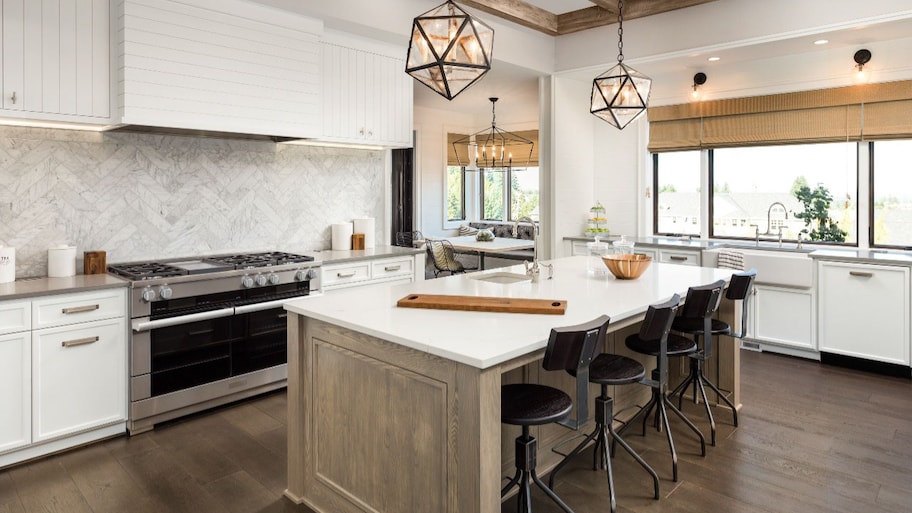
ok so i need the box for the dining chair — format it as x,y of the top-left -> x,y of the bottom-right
425,239 -> 476,277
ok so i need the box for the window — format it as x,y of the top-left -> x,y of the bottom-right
654,151 -> 701,236
510,167 -> 540,221
481,169 -> 504,220
446,166 -> 465,221
711,143 -> 857,243
872,140 -> 912,248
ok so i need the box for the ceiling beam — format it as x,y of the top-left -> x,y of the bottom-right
461,0 -> 722,36
459,0 -> 559,36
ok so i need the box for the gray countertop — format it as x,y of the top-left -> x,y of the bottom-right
0,274 -> 129,301
303,245 -> 423,265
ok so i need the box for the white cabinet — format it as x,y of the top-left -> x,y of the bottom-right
0,288 -> 127,466
323,255 -> 421,292
321,33 -> 413,147
1,0 -> 111,123
116,0 -> 322,138
750,284 -> 815,351
32,317 -> 126,442
818,261 -> 910,365
658,249 -> 700,266
0,331 -> 30,453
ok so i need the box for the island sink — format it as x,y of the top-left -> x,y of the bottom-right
467,271 -> 533,284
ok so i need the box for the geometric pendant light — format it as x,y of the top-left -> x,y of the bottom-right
590,0 -> 652,129
405,0 -> 494,101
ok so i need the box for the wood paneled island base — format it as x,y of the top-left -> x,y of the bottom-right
283,257 -> 738,513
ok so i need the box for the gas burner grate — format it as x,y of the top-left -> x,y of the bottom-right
108,263 -> 189,280
204,252 -> 314,269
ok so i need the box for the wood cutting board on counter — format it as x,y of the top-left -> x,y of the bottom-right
397,294 -> 567,315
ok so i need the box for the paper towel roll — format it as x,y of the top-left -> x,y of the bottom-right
48,245 -> 77,277
353,218 -> 376,249
331,223 -> 354,251
0,246 -> 15,283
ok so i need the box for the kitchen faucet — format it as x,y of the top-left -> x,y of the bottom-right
513,217 -> 551,280
766,202 -> 788,235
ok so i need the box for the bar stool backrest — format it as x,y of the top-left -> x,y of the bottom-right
679,280 -> 726,321
639,294 -> 681,344
543,315 -> 609,373
725,268 -> 757,339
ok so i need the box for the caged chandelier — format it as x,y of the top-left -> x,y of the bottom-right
405,0 -> 494,101
453,98 -> 533,171
590,0 -> 652,129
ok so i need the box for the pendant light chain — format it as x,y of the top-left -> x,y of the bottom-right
616,0 -> 624,63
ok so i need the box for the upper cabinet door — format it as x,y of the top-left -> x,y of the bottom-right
117,0 -> 323,138
320,33 -> 413,148
1,0 -> 111,121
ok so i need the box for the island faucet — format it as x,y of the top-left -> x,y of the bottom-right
513,216 -> 551,279
766,201 -> 788,235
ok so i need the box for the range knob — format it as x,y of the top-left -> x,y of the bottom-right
295,268 -> 318,281
254,274 -> 268,286
158,285 -> 173,299
140,287 -> 156,302
267,273 -> 280,285
241,275 -> 254,288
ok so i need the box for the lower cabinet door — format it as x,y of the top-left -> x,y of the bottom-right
752,285 -> 815,350
32,318 -> 126,442
0,332 -> 31,453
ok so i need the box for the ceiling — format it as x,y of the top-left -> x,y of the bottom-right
458,0 -> 720,36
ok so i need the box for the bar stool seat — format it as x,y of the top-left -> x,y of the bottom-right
502,384 -> 573,425
625,332 -> 697,357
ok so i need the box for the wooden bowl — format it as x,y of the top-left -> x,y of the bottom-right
601,253 -> 652,280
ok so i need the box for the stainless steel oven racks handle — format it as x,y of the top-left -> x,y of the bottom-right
131,307 -> 236,333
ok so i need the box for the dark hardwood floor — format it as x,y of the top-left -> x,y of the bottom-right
1,350 -> 911,513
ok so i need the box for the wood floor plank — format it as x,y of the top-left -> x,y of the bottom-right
219,400 -> 283,438
60,442 -> 158,513
117,449 -> 227,513
203,470 -> 277,513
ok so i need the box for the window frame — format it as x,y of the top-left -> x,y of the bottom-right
869,140 -> 912,250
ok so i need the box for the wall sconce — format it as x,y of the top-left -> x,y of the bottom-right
854,49 -> 871,82
691,72 -> 707,100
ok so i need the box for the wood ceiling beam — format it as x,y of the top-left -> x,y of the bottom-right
458,0 -> 559,36
457,0 -> 719,37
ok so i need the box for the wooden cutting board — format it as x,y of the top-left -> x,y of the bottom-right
397,294 -> 567,315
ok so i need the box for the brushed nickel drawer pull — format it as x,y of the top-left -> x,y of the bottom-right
384,265 -> 402,272
849,271 -> 874,278
337,271 -> 357,278
669,256 -> 688,261
62,304 -> 100,314
62,336 -> 99,348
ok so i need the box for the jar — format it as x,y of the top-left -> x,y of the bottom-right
612,235 -> 635,255
587,236 -> 611,276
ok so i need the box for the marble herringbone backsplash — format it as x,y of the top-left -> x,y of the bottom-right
0,126 -> 385,278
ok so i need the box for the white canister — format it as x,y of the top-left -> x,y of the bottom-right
352,218 -> 375,249
331,223 -> 354,251
0,246 -> 15,283
48,245 -> 77,277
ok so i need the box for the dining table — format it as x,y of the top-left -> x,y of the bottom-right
442,235 -> 535,270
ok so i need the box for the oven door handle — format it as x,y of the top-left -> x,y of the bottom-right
235,298 -> 297,314
132,307 -> 236,333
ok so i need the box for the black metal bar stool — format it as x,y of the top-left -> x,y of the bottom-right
623,293 -> 706,482
669,271 -> 757,444
548,322 -> 660,513
501,316 -> 605,513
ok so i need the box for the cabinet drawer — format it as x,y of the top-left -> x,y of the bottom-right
371,258 -> 413,280
32,289 -> 126,329
323,262 -> 371,287
32,318 -> 127,442
658,250 -> 699,266
0,300 -> 31,335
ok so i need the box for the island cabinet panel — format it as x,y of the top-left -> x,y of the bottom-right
116,0 -> 322,138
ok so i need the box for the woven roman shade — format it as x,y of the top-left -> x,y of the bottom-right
647,80 -> 912,152
446,130 -> 540,167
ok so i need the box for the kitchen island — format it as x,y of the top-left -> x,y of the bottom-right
283,256 -> 736,513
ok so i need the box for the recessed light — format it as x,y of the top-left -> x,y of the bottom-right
814,39 -> 829,45
707,56 -> 720,62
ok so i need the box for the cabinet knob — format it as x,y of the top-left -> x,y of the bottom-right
10,91 -> 16,104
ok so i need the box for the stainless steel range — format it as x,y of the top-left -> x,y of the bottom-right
108,251 -> 321,434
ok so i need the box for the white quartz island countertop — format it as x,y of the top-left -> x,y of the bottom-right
284,256 -> 733,369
